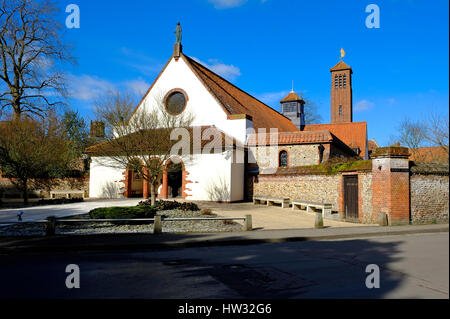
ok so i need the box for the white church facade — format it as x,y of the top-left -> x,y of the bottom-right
87,33 -> 366,202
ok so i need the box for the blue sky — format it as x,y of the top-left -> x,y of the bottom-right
59,0 -> 449,146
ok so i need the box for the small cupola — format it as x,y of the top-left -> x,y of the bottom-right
280,90 -> 305,130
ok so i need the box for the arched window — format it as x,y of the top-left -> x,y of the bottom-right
339,75 -> 342,88
343,74 -> 347,88
279,150 -> 288,167
339,105 -> 343,115
334,75 -> 338,88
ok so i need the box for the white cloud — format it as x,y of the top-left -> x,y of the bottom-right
208,0 -> 248,9
68,74 -> 150,103
119,47 -> 165,77
68,74 -> 116,101
254,90 -> 289,107
355,99 -> 374,111
124,78 -> 150,96
192,57 -> 242,81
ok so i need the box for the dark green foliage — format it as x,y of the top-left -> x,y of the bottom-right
89,206 -> 157,219
138,199 -> 200,211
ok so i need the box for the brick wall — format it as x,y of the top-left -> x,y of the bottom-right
411,174 -> 449,224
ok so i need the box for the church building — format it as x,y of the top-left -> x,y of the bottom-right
87,28 -> 368,202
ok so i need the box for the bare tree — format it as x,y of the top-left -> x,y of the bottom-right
396,117 -> 427,149
0,115 -> 77,204
299,93 -> 322,124
90,91 -> 194,205
424,112 -> 449,155
391,113 -> 449,163
0,0 -> 75,119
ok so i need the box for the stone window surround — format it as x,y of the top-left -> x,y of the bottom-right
163,88 -> 189,116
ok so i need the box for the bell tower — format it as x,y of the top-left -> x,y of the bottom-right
330,60 -> 353,123
280,90 -> 305,130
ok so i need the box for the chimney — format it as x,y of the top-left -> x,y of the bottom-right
90,121 -> 105,138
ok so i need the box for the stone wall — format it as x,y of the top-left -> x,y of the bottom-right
252,144 -> 320,170
254,170 -> 375,223
359,173 -> 374,223
0,176 -> 89,198
410,174 -> 449,224
254,174 -> 341,211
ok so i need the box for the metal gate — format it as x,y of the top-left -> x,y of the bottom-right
344,175 -> 359,221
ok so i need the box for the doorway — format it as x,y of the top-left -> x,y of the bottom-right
344,175 -> 359,221
167,162 -> 183,198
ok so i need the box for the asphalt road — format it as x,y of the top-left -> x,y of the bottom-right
0,233 -> 448,299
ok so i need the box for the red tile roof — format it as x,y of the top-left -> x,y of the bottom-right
409,147 -> 448,163
247,130 -> 334,146
330,60 -> 352,72
303,122 -> 368,158
280,92 -> 304,103
86,126 -> 243,155
182,55 -> 299,132
368,139 -> 379,151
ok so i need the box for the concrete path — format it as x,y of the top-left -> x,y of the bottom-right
0,198 -> 143,223
195,201 -> 369,230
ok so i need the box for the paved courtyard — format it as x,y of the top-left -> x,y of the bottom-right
0,198 -> 369,230
194,201 -> 370,230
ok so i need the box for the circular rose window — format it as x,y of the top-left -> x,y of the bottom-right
164,90 -> 187,115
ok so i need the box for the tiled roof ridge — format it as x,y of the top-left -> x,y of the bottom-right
184,54 -> 294,123
183,55 -> 247,114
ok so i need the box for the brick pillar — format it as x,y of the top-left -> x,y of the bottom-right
160,170 -> 168,199
121,169 -> 132,198
143,167 -> 149,199
372,147 -> 410,225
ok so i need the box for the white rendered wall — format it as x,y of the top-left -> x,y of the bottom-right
89,157 -> 125,199
89,151 -> 242,201
133,56 -> 249,145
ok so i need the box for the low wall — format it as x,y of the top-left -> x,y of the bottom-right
410,173 -> 449,224
0,176 -> 89,198
254,171 -> 375,222
254,174 -> 341,211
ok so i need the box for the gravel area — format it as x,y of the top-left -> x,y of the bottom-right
0,209 -> 243,236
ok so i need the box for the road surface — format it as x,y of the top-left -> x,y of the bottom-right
0,233 -> 447,298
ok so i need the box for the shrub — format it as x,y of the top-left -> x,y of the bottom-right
138,200 -> 200,211
179,202 -> 200,211
89,205 -> 157,219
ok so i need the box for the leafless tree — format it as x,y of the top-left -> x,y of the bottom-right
0,0 -> 75,119
396,117 -> 427,150
424,112 -> 449,155
90,90 -> 194,205
391,113 -> 449,163
303,96 -> 323,124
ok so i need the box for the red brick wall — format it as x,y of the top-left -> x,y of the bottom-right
331,70 -> 352,123
371,148 -> 410,224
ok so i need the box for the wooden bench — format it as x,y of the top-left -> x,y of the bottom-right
50,190 -> 85,199
253,196 -> 290,208
292,200 -> 332,217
